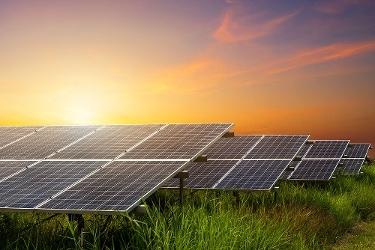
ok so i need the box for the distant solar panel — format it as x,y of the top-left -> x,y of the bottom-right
214,160 -> 291,190
288,159 -> 340,181
165,160 -> 238,189
339,143 -> 371,175
0,161 -> 37,181
121,123 -> 233,160
244,135 -> 308,159
0,161 -> 107,209
344,143 -> 371,158
0,126 -> 99,160
340,159 -> 365,175
304,140 -> 349,159
203,136 -> 262,160
39,161 -> 188,212
52,124 -> 165,159
0,126 -> 41,149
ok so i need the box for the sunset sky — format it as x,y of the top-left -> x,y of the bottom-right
1,0 -> 374,156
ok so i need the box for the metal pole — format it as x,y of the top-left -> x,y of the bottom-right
179,177 -> 184,207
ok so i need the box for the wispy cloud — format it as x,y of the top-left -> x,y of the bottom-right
213,8 -> 297,43
315,0 -> 370,14
269,40 -> 375,74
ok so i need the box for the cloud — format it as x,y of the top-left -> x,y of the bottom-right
213,8 -> 297,43
315,0 -> 369,14
268,40 -> 375,74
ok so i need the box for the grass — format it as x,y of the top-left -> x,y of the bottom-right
0,163 -> 375,249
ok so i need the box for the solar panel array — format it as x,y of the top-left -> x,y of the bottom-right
165,135 -> 309,190
0,123 -> 371,214
287,140 -> 350,181
0,123 -> 233,214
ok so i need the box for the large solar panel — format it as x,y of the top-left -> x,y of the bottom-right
204,136 -> 262,160
288,159 -> 340,181
0,123 -> 233,214
244,135 -> 309,159
0,126 -> 42,149
214,160 -> 291,190
51,124 -> 165,159
39,161 -> 188,213
304,140 -> 349,159
0,161 -> 107,209
0,126 -> 99,160
120,123 -> 233,160
0,161 -> 38,181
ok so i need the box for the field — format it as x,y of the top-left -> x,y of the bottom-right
1,163 -> 375,249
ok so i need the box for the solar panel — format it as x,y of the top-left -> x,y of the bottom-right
39,161 -> 188,212
0,126 -> 42,149
288,159 -> 340,181
164,135 -> 308,190
0,123 -> 233,214
304,140 -> 349,159
340,159 -> 365,175
339,143 -> 371,174
0,161 -> 38,181
244,135 -> 308,159
164,160 -> 238,189
0,161 -> 107,209
344,143 -> 371,158
120,123 -> 233,160
203,136 -> 262,160
214,160 -> 291,190
0,126 -> 99,160
51,124 -> 165,159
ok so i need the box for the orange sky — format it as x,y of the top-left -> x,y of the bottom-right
1,0 -> 374,157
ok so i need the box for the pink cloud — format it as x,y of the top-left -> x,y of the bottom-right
213,9 -> 297,43
315,0 -> 369,14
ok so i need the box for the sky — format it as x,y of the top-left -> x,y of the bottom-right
1,0 -> 375,157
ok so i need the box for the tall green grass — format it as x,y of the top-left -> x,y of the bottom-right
1,163 -> 374,249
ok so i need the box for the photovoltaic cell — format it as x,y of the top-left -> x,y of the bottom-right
120,123 -> 233,160
304,140 -> 349,159
40,161 -> 187,212
215,160 -> 291,190
0,161 -> 37,181
0,161 -> 107,209
203,136 -> 262,159
0,126 -> 99,160
164,160 -> 238,189
244,135 -> 308,159
52,124 -> 165,159
0,126 -> 41,149
288,159 -> 340,181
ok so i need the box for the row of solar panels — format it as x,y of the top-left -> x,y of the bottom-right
165,136 -> 371,191
0,124 -> 371,215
